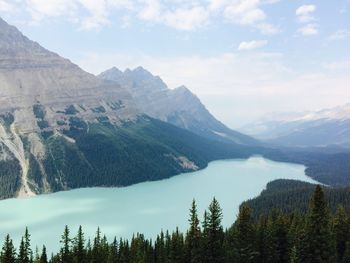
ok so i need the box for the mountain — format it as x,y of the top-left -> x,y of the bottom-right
0,17 -> 255,199
98,67 -> 258,145
241,103 -> 350,148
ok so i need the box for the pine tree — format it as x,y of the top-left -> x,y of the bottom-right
343,241 -> 350,263
18,227 -> 32,263
155,231 -> 166,263
72,225 -> 86,263
201,210 -> 210,263
305,185 -> 336,263
186,199 -> 202,263
255,216 -> 269,263
107,237 -> 118,263
91,228 -> 108,263
334,205 -> 349,262
60,225 -> 72,263
40,246 -> 48,263
267,212 -> 289,263
170,228 -> 184,263
206,198 -> 224,263
233,204 -> 257,263
0,234 -> 16,263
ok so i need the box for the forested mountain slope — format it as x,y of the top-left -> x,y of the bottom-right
244,179 -> 350,218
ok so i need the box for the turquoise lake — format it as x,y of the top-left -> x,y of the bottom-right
0,157 -> 319,252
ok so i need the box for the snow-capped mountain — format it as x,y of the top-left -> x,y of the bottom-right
241,103 -> 350,148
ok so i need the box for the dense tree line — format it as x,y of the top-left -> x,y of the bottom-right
245,179 -> 350,218
41,117 -> 252,192
263,148 -> 350,186
0,159 -> 21,200
1,185 -> 350,262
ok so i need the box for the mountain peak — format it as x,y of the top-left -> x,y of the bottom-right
128,66 -> 155,78
104,66 -> 123,75
175,85 -> 191,93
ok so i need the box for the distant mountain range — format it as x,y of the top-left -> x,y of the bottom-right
98,67 -> 258,145
0,17 -> 257,199
241,103 -> 350,148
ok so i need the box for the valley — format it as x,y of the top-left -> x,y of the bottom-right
0,1 -> 349,262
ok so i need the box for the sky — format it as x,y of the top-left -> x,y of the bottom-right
0,0 -> 350,128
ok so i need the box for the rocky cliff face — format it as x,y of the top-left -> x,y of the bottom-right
0,17 -> 143,197
0,18 -> 254,199
99,67 -> 258,145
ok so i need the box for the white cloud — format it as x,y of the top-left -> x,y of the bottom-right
138,1 -> 210,31
329,29 -> 350,40
238,40 -> 268,50
138,0 -> 162,21
0,0 -> 14,12
12,0 -> 134,30
296,4 -> 316,23
163,6 -> 209,31
298,23 -> 318,36
296,5 -> 318,36
27,0 -> 78,21
224,0 -> 266,25
255,23 -> 280,35
3,0 -> 280,32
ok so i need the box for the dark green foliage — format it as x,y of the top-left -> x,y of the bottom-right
65,105 -> 79,115
43,134 -> 93,192
91,106 -> 106,113
0,112 -> 14,127
40,246 -> 48,263
263,148 -> 350,186
203,198 -> 224,263
0,157 -> 21,199
0,235 -> 16,263
37,120 -> 49,130
40,131 -> 54,140
225,204 -> 257,263
42,116 -> 253,192
186,200 -> 201,263
334,206 -> 350,262
244,179 -> 350,218
27,153 -> 43,193
305,185 -> 335,262
32,104 -> 53,140
343,242 -> 350,263
18,227 -> 32,263
56,120 -> 66,126
72,226 -> 86,263
60,226 -> 72,263
33,105 -> 45,120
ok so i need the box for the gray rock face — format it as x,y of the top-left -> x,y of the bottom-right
0,18 -> 139,197
99,67 -> 258,145
0,18 -> 138,119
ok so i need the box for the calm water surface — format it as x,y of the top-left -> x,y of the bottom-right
0,157 -> 318,251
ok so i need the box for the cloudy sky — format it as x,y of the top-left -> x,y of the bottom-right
1,0 -> 350,128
